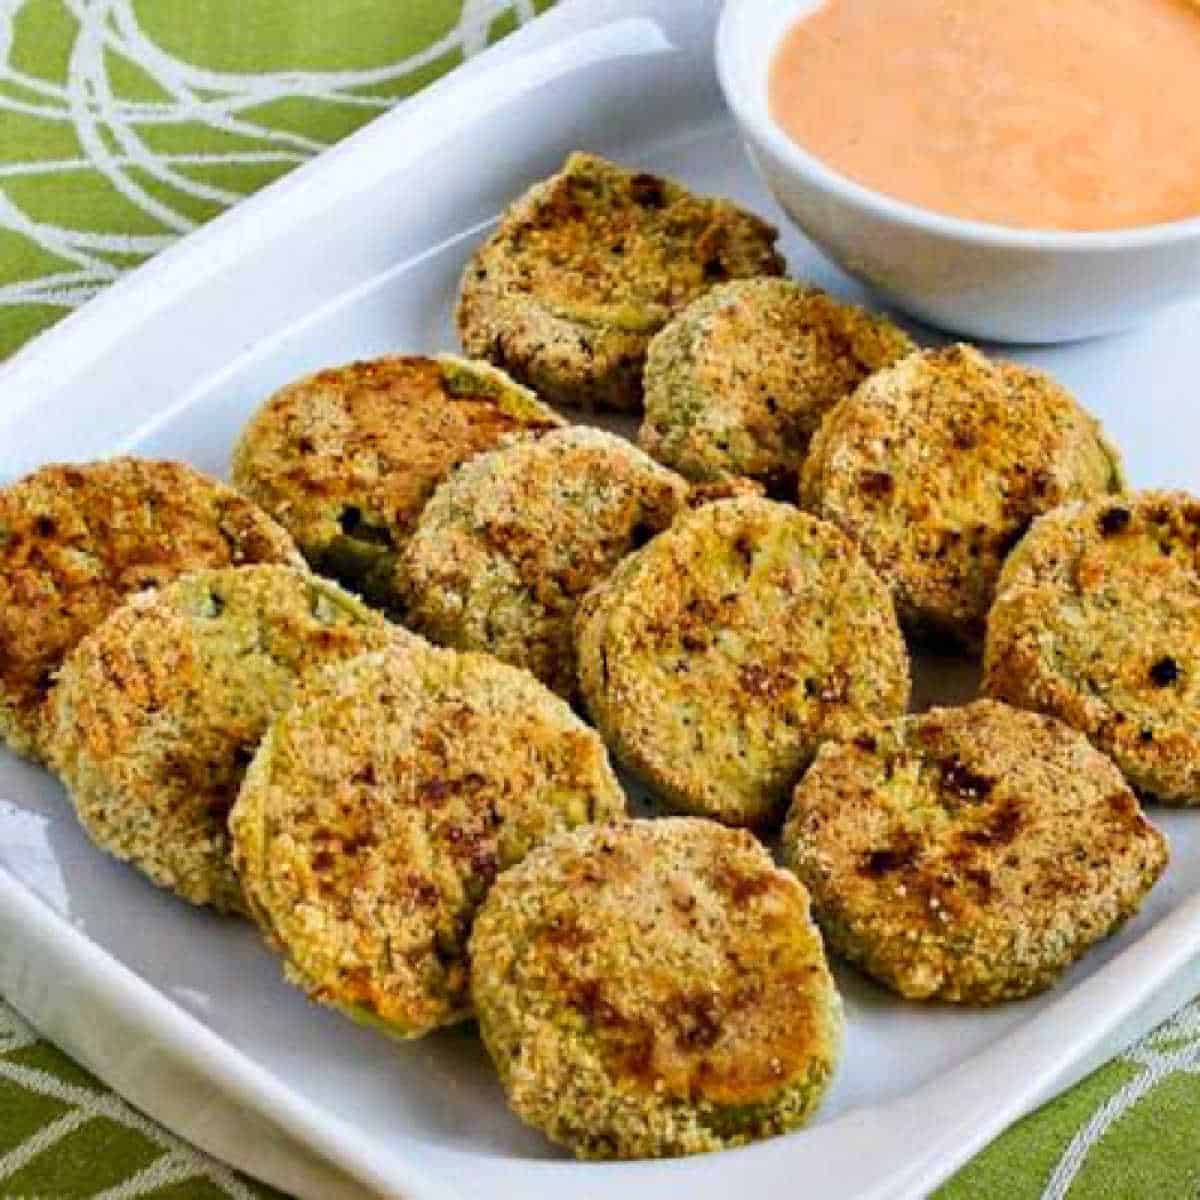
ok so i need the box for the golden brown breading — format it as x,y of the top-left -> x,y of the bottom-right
782,700 -> 1168,1003
576,496 -> 910,827
400,426 -> 689,698
49,565 -> 410,912
684,475 -> 767,507
640,279 -> 915,492
469,817 -> 843,1159
230,647 -> 625,1038
230,354 -> 564,613
984,490 -> 1200,803
457,152 -> 785,412
799,344 -> 1124,648
0,457 -> 301,762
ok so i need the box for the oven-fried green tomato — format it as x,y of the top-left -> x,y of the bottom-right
230,646 -> 625,1038
640,279 -> 914,493
782,700 -> 1168,1003
457,152 -> 785,412
50,565 -> 412,912
401,427 -> 689,698
800,344 -> 1124,648
470,817 -> 843,1158
231,354 -> 564,613
576,496 -> 909,826
985,490 -> 1200,803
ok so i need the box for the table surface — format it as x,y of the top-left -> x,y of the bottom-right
2,2 -> 1199,1197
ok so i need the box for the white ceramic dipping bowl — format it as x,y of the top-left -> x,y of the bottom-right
716,0 -> 1200,343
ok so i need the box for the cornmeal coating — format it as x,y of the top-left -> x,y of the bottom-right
640,279 -> 914,492
230,647 -> 625,1038
782,700 -> 1168,1004
576,497 -> 909,827
400,427 -> 689,698
50,565 -> 409,912
469,817 -> 843,1159
799,344 -> 1124,648
0,458 -> 301,761
231,354 -> 564,613
457,152 -> 785,412
985,491 -> 1200,804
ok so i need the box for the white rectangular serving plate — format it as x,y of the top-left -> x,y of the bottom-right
3,2 -> 1200,1197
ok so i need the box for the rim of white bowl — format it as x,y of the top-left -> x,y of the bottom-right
715,0 -> 1200,253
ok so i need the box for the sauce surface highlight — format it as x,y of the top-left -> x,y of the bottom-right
769,0 -> 1200,231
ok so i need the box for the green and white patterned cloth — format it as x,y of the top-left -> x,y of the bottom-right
2,2 -> 1199,1197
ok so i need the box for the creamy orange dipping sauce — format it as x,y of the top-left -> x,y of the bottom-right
769,0 -> 1200,231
